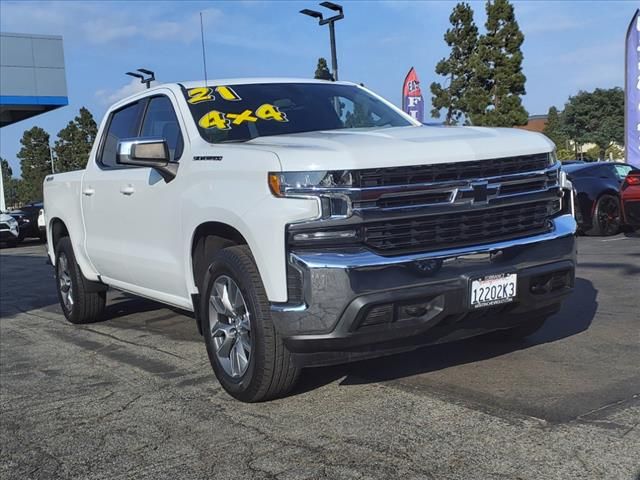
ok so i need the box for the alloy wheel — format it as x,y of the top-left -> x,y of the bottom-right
57,253 -> 74,312
597,196 -> 621,235
208,275 -> 252,378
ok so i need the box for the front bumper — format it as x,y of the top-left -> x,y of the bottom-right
0,229 -> 19,242
623,199 -> 640,227
271,214 -> 577,367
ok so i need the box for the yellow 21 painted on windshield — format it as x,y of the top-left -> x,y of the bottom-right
198,104 -> 288,130
188,86 -> 241,104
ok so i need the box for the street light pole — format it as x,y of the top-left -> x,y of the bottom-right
49,143 -> 55,174
328,20 -> 338,81
300,2 -> 344,81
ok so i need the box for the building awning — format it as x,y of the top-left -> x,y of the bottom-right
0,95 -> 69,127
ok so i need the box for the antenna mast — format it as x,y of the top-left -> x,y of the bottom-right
200,12 -> 208,85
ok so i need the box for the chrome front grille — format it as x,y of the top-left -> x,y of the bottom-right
287,153 -> 562,256
357,153 -> 551,187
352,161 -> 559,212
363,199 -> 560,255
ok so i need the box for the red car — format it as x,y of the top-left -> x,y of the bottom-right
621,170 -> 640,229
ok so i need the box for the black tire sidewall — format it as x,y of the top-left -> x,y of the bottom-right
202,249 -> 267,399
591,194 -> 621,236
55,238 -> 80,323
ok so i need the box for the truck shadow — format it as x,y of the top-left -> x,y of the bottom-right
294,277 -> 598,396
1,251 -> 599,398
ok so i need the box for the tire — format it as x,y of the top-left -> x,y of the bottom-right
586,194 -> 621,236
55,237 -> 106,324
201,245 -> 300,402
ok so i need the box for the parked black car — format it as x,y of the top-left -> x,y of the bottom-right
9,201 -> 45,241
561,162 -> 637,236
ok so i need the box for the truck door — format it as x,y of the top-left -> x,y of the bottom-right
82,92 -> 189,305
109,92 -> 188,302
82,99 -> 145,283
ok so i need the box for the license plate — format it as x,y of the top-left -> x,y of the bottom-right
470,273 -> 517,309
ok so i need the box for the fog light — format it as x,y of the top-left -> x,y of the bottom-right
292,230 -> 357,242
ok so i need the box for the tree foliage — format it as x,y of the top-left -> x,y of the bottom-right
561,88 -> 624,160
1,158 -> 12,188
53,107 -> 98,173
16,126 -> 51,202
314,58 -> 333,81
344,103 -> 374,128
1,158 -> 21,208
467,0 -> 528,127
430,2 -> 479,125
543,106 -> 568,149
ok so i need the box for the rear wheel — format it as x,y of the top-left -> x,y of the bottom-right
587,194 -> 621,236
201,245 -> 300,402
55,237 -> 106,324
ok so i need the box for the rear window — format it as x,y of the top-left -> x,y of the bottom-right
182,82 -> 412,144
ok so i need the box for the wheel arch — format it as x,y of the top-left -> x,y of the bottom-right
190,221 -> 250,289
49,217 -> 70,253
47,216 -> 101,283
189,221 -> 252,335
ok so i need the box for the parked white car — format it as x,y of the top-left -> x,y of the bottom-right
44,78 -> 577,401
0,213 -> 19,247
37,207 -> 45,238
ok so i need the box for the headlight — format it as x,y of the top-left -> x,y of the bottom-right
549,151 -> 558,166
268,170 -> 354,196
268,170 -> 354,219
6,217 -> 19,232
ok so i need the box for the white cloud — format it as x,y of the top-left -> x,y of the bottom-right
0,2 -> 223,45
95,78 -> 156,105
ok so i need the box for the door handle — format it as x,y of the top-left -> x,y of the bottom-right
82,188 -> 95,196
120,185 -> 135,196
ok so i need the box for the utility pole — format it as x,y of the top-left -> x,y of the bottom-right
49,142 -> 55,173
300,2 -> 344,81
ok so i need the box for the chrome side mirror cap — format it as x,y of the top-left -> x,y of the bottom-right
116,137 -> 178,182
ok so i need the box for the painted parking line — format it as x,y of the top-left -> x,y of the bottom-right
601,237 -> 629,242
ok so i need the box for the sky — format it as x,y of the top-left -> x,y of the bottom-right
0,0 -> 636,176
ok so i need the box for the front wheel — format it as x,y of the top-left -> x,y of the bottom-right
586,194 -> 621,236
55,237 -> 106,324
201,245 -> 300,402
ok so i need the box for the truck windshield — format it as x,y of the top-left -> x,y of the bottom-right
182,82 -> 413,143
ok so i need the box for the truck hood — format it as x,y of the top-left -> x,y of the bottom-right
246,125 -> 554,172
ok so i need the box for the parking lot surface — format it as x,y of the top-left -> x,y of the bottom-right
1,235 -> 639,480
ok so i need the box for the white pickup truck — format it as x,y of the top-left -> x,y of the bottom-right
44,78 -> 577,402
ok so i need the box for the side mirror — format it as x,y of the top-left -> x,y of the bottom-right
116,137 -> 179,182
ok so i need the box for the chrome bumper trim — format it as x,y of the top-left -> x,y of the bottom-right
294,214 -> 576,269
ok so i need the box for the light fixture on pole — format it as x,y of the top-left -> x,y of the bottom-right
300,2 -> 344,81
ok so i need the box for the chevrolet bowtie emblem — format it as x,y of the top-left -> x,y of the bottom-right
454,181 -> 499,205
471,181 -> 489,203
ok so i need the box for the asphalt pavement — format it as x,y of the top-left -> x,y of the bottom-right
1,234 -> 639,480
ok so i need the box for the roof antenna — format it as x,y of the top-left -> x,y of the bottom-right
126,68 -> 155,89
200,12 -> 208,86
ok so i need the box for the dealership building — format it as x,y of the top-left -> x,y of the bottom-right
0,32 -> 68,127
0,32 -> 68,210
